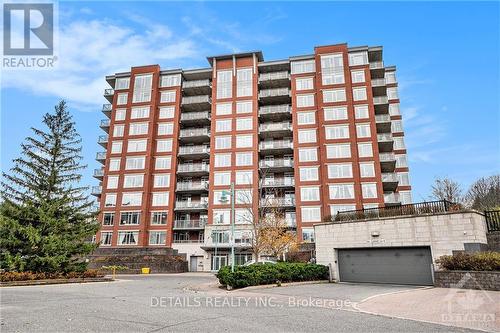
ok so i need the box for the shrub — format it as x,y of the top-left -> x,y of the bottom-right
216,262 -> 329,289
0,270 -> 104,282
435,252 -> 500,271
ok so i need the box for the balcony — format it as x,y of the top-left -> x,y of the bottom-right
375,114 -> 391,133
259,159 -> 294,172
259,122 -> 292,138
91,186 -> 102,197
377,133 -> 394,152
371,78 -> 386,87
179,127 -> 210,143
384,192 -> 400,206
173,219 -> 207,230
261,197 -> 296,207
100,119 -> 110,133
96,152 -> 106,164
258,71 -> 290,88
93,168 -> 104,180
181,95 -> 211,111
371,78 -> 387,97
97,135 -> 108,148
174,201 -> 208,211
176,182 -> 209,193
382,173 -> 399,191
259,140 -> 293,155
258,104 -> 292,120
369,61 -> 385,79
102,104 -> 112,118
103,88 -> 114,102
262,178 -> 295,188
379,152 -> 396,172
172,239 -> 204,244
182,79 -> 211,96
178,145 -> 210,159
180,111 -> 210,125
177,163 -> 209,176
258,88 -> 291,104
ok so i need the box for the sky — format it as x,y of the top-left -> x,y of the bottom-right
1,1 -> 499,201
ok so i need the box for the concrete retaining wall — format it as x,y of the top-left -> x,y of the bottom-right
434,271 -> 500,291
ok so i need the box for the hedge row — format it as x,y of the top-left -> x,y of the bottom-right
436,252 -> 500,271
216,262 -> 329,289
0,269 -> 104,282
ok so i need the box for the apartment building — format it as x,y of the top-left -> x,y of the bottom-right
92,43 -> 412,271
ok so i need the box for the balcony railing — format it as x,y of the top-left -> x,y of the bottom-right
381,173 -> 398,182
373,96 -> 388,105
102,104 -> 112,112
259,104 -> 291,116
377,133 -> 393,142
179,128 -> 210,138
176,182 -> 209,191
259,159 -> 294,168
100,119 -> 110,127
175,201 -> 208,209
371,78 -> 386,87
182,79 -> 211,89
180,111 -> 210,121
262,178 -> 295,187
485,210 -> 500,232
104,88 -> 114,96
259,88 -> 290,98
96,152 -> 106,160
259,140 -> 293,150
93,168 -> 104,178
384,192 -> 400,204
379,152 -> 396,162
375,114 -> 391,123
173,219 -> 208,229
181,95 -> 211,105
178,145 -> 209,155
172,239 -> 204,244
370,61 -> 384,69
259,71 -> 290,82
259,122 -> 292,132
98,135 -> 108,144
261,197 -> 296,206
91,186 -> 102,196
177,164 -> 209,173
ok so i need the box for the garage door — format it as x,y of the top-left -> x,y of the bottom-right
338,247 -> 433,285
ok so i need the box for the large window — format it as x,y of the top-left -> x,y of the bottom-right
236,101 -> 252,114
109,158 -> 121,171
299,166 -> 319,181
122,192 -> 142,206
116,93 -> 128,105
113,125 -> 124,137
321,53 -> 344,85
330,204 -> 356,216
214,153 -> 231,167
129,122 -> 149,136
325,125 -> 349,140
120,212 -> 141,225
352,87 -> 367,101
235,171 -> 253,185
104,194 -> 116,207
103,212 -> 114,226
236,135 -> 253,148
298,129 -> 317,143
396,154 -> 408,168
236,117 -> 253,131
324,106 -> 348,121
156,139 -> 172,152
118,231 -> 138,245
152,192 -> 169,206
389,103 -> 400,116
160,74 -> 181,87
216,70 -> 232,99
107,176 -> 118,189
131,106 -> 149,119
160,90 -> 176,103
115,109 -> 126,121
123,174 -> 144,188
235,210 -> 252,225
155,156 -> 171,170
158,123 -> 173,136
127,139 -> 147,152
216,102 -> 232,115
159,106 -> 175,119
214,172 -> 231,186
394,137 -> 406,150
215,136 -> 232,150
351,70 -> 365,83
216,119 -> 232,132
357,143 -> 373,157
299,148 -> 318,162
153,174 -> 170,187
302,229 -> 315,243
355,105 -> 369,119
291,59 -> 315,74
392,120 -> 404,133
297,111 -> 316,125
359,162 -> 375,177
235,190 -> 252,204
348,52 -> 368,66
387,87 -> 399,100
327,163 -> 353,179
296,77 -> 314,91
151,212 -> 167,225
115,77 -> 130,90
100,232 -> 113,246
300,186 -> 320,201
329,184 -> 355,199
132,74 -> 153,103
213,210 -> 231,224
398,172 -> 411,186
149,231 -> 166,245
356,123 -> 371,138
301,207 -> 321,222
236,152 -> 253,166
296,94 -> 315,108
361,183 -> 378,198
237,68 -> 253,97
323,89 -> 346,103
326,144 -> 351,159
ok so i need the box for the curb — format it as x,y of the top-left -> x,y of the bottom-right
0,277 -> 114,287
236,280 -> 331,292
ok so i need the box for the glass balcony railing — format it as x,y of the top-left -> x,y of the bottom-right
370,61 -> 384,69
175,201 -> 208,209
180,111 -> 210,121
173,219 -> 208,229
176,182 -> 209,191
379,152 -> 396,162
182,79 -> 211,89
178,145 -> 209,155
259,140 -> 293,150
375,114 -> 391,123
259,159 -> 294,168
382,173 -> 398,182
179,128 -> 210,138
259,122 -> 292,132
258,88 -> 290,98
96,152 -> 106,160
181,95 -> 211,105
104,88 -> 114,96
177,164 -> 210,173
377,133 -> 393,142
100,119 -> 110,127
259,104 -> 291,116
373,96 -> 389,105
262,178 -> 295,187
258,71 -> 290,82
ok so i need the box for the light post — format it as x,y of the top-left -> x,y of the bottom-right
219,182 -> 235,272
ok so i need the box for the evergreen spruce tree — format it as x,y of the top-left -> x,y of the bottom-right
0,100 -> 99,273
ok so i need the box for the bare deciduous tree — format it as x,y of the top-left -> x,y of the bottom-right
464,175 -> 500,211
430,177 -> 463,203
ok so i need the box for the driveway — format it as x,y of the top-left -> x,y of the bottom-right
0,274 -> 485,333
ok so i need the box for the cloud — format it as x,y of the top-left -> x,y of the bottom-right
402,105 -> 447,149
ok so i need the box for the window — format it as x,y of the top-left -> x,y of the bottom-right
216,119 -> 232,132
359,162 -> 375,177
326,144 -> 351,159
107,176 -> 118,189
123,174 -> 144,188
298,129 -> 316,143
214,172 -> 231,186
299,167 -> 319,181
159,106 -> 175,119
120,212 -> 141,225
132,74 -> 153,103
296,94 -> 315,108
122,192 -> 142,206
118,231 -> 138,245
362,183 -> 378,198
400,191 -> 412,204
330,205 -> 356,216
297,111 -> 316,125
236,171 -> 253,185
291,59 -> 315,74
389,103 -> 400,116
236,101 -> 252,114
160,74 -> 181,87
160,90 -> 176,103
216,102 -> 232,115
115,109 -> 126,121
158,123 -> 173,135
127,139 -> 147,152
213,190 -> 229,205
213,210 -> 231,224
156,139 -> 172,152
296,77 -> 314,91
236,135 -> 253,148
154,174 -> 170,188
129,122 -> 148,136
131,106 -> 149,119
386,71 -> 397,84
216,70 -> 232,99
392,120 -> 404,133
363,203 -> 379,210
149,231 -> 166,245
115,77 -> 130,90
236,152 -> 253,166
325,125 -> 349,140
324,106 -> 347,121
155,156 -> 171,170
396,154 -> 408,168
100,232 -> 113,246
104,194 -> 116,207
151,212 -> 167,225
235,190 -> 252,204
301,186 -> 320,201
327,163 -> 353,179
329,184 -> 355,199
236,117 -> 252,131
353,87 -> 367,101
348,52 -> 368,66
387,87 -> 399,100
237,68 -> 253,97
355,105 -> 369,119
398,172 -> 411,186
152,192 -> 169,206
299,148 -> 318,162
301,207 -> 321,222
351,70 -> 365,83
357,142 -> 373,157
214,153 -> 231,167
356,123 -> 371,138
302,229 -> 315,243
323,89 -> 346,103
215,136 -> 232,149
109,158 -> 121,171
113,125 -> 124,137
117,93 -> 128,105
321,53 -> 344,85
394,137 -> 406,150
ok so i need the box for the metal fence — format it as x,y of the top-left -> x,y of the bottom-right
485,210 -> 500,232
